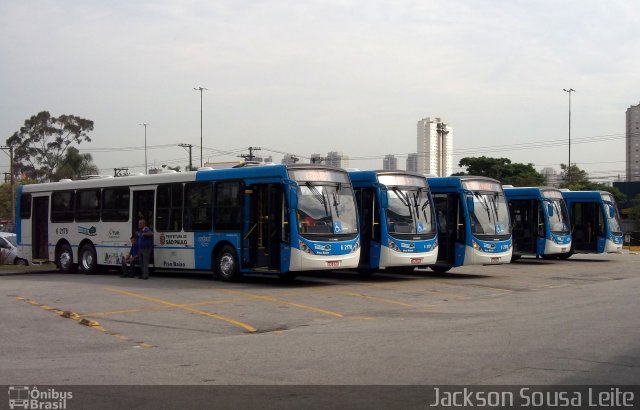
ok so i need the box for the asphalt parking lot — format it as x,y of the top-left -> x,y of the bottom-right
1,252 -> 639,386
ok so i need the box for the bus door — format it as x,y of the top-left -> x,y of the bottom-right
509,199 -> 539,255
354,188 -> 376,268
132,190 -> 155,234
132,189 -> 155,264
433,193 -> 460,265
572,202 -> 600,252
246,184 -> 284,271
32,196 -> 49,260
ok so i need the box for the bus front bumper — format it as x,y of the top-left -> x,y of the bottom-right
288,248 -> 360,271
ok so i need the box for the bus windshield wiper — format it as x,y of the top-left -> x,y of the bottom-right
306,182 -> 329,217
392,187 -> 410,207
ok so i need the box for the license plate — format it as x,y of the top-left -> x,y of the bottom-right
490,257 -> 500,264
411,258 -> 423,265
326,261 -> 340,268
561,247 -> 567,252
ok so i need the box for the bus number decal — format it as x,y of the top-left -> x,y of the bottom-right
55,227 -> 69,235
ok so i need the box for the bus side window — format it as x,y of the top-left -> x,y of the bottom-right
76,189 -> 101,222
156,184 -> 183,231
102,187 -> 130,222
20,194 -> 32,219
51,191 -> 75,223
214,181 -> 242,231
184,182 -> 212,231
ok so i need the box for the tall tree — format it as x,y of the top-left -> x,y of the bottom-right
453,156 -> 544,186
53,147 -> 100,181
6,111 -> 94,182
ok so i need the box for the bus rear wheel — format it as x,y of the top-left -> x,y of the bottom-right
78,244 -> 98,274
430,265 -> 451,274
57,244 -> 75,273
215,245 -> 242,281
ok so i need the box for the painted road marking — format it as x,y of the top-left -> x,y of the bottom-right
13,296 -> 153,347
104,287 -> 257,333
213,288 -> 344,318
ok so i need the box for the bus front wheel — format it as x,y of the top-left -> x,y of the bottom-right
57,244 -> 75,272
78,244 -> 98,274
215,245 -> 242,281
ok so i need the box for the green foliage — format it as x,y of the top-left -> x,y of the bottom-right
0,183 -> 13,221
454,156 -> 544,186
559,163 -> 625,203
6,111 -> 94,182
52,147 -> 100,181
559,163 -> 589,186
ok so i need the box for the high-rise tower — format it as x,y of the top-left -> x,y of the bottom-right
417,117 -> 453,176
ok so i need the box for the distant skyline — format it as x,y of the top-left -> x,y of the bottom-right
1,1 -> 639,181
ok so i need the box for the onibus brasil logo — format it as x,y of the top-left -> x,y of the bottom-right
8,386 -> 73,409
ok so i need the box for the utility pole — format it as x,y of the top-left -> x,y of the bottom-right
239,146 -> 261,162
563,88 -> 575,173
0,145 -> 14,224
194,86 -> 207,167
178,143 -> 194,171
139,123 -> 149,174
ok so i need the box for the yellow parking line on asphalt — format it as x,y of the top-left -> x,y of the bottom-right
14,296 -> 152,347
104,287 -> 257,333
333,291 -> 416,308
213,288 -> 344,318
83,298 -> 240,318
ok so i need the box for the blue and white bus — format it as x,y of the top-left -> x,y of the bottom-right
15,164 -> 360,280
560,190 -> 623,256
349,170 -> 438,273
503,187 -> 572,260
427,176 -> 512,273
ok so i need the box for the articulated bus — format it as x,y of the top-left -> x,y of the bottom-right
503,187 -> 572,260
427,176 -> 512,273
16,164 -> 360,280
349,170 -> 438,273
560,190 -> 623,256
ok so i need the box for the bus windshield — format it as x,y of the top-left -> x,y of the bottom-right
469,191 -> 511,236
296,182 -> 358,236
602,194 -> 622,234
545,199 -> 570,234
386,187 -> 436,236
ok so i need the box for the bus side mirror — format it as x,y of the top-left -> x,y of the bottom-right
609,205 -> 615,218
288,182 -> 298,209
547,203 -> 554,217
378,185 -> 389,209
466,195 -> 474,214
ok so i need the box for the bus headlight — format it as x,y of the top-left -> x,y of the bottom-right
388,240 -> 400,252
298,240 -> 312,254
351,240 -> 360,253
472,239 -> 480,250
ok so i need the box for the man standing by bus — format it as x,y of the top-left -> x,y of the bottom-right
137,219 -> 154,280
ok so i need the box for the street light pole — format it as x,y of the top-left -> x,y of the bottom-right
563,88 -> 575,170
139,123 -> 149,174
194,86 -> 207,167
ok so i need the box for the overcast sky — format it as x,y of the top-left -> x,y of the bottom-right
1,0 -> 639,180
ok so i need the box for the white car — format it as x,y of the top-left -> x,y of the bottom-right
0,232 -> 28,265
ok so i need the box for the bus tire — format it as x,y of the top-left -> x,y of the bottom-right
78,244 -> 98,274
278,272 -> 298,281
394,266 -> 416,274
57,244 -> 75,273
430,265 -> 451,274
215,245 -> 242,281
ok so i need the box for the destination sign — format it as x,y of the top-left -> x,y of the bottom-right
541,189 -> 564,199
378,174 -> 427,188
289,169 -> 349,183
462,179 -> 501,192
